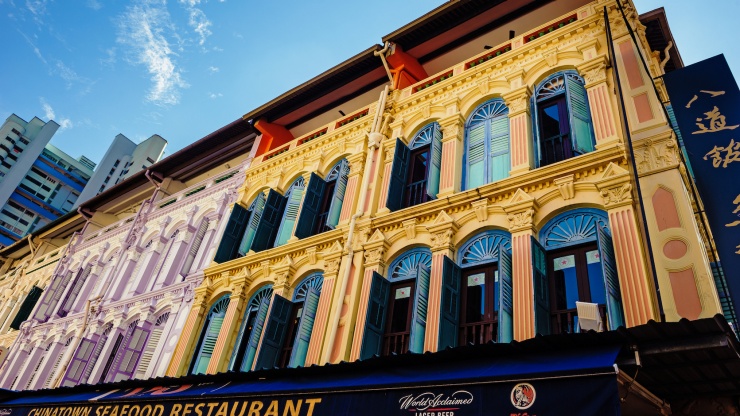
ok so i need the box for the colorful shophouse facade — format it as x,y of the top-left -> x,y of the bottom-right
164,0 -> 724,379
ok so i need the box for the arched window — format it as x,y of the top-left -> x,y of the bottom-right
464,99 -> 510,189
190,295 -> 230,375
275,177 -> 306,247
534,71 -> 595,167
536,209 -> 623,335
254,273 -> 323,370
134,311 -> 171,379
295,159 -> 350,238
230,285 -> 273,372
358,248 -> 432,359
386,123 -> 442,211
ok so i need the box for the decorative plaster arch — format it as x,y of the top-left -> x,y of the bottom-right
387,247 -> 432,282
538,207 -> 609,250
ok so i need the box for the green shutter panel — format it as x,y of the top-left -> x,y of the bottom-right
325,159 -> 349,229
426,123 -> 443,200
242,296 -> 271,372
596,226 -> 625,330
9,286 -> 42,330
359,272 -> 391,360
409,263 -> 431,353
192,313 -> 226,375
275,184 -> 305,247
288,287 -> 320,368
254,295 -> 292,370
438,256 -> 460,350
294,173 -> 327,239
386,139 -> 410,212
238,194 -> 266,256
565,76 -> 595,155
214,204 -> 250,263
498,248 -> 514,343
489,115 -> 511,182
465,123 -> 487,190
531,236 -> 550,336
251,190 -> 288,252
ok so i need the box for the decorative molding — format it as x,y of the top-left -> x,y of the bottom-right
554,175 -> 576,200
472,199 -> 489,222
403,219 -> 418,239
426,210 -> 460,252
634,137 -> 680,175
502,86 -> 532,115
576,55 -> 609,87
503,188 -> 539,233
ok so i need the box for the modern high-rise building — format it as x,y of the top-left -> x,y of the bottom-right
74,133 -> 167,206
0,115 -> 95,249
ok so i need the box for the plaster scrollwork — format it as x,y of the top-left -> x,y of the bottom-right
600,183 -> 633,208
583,62 -> 607,85
363,248 -> 384,265
543,49 -> 559,68
507,209 -> 535,230
507,96 -> 528,114
324,258 -> 341,275
384,145 -> 397,163
472,199 -> 489,222
554,175 -> 576,200
430,229 -> 456,251
635,138 -> 679,175
347,154 -> 365,176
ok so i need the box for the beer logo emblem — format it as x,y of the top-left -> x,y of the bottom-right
511,383 -> 536,410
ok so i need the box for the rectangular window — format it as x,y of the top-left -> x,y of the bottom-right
538,97 -> 573,166
383,281 -> 414,355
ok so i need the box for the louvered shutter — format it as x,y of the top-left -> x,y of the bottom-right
134,326 -> 164,379
34,271 -> 72,321
288,287 -> 320,368
98,333 -> 124,384
325,159 -> 349,228
213,204 -> 250,263
465,123 -> 487,189
238,194 -> 266,256
409,263 -> 431,353
531,236 -> 550,336
438,256 -> 460,350
181,219 -> 210,275
386,138 -> 410,212
294,173 -> 326,239
254,295 -> 292,370
489,115 -> 510,182
9,286 -> 42,330
242,296 -> 270,372
26,348 -> 49,390
111,326 -> 150,382
596,226 -> 625,330
360,272 -> 391,360
565,76 -> 595,154
426,123 -> 443,200
275,183 -> 305,247
251,190 -> 287,252
498,249 -> 514,343
191,301 -> 229,375
58,265 -> 92,317
61,338 -> 96,387
43,344 -> 69,389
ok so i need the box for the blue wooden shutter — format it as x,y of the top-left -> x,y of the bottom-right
275,183 -> 305,247
325,160 -> 349,229
596,226 -> 625,330
489,115 -> 510,182
9,286 -> 42,330
438,256 -> 460,350
498,249 -> 514,343
425,123 -> 443,200
254,295 -> 292,370
465,123 -> 487,190
409,263 -> 431,353
191,298 -> 229,375
531,236 -> 550,336
359,272 -> 391,360
294,173 -> 326,239
239,194 -> 266,256
251,190 -> 287,252
565,76 -> 595,155
386,138 -> 410,212
242,296 -> 270,372
288,287 -> 320,368
214,204 -> 250,263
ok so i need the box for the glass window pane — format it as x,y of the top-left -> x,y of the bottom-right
553,254 -> 578,309
390,296 -> 410,333
541,103 -> 562,139
465,273 -> 486,323
586,250 -> 606,305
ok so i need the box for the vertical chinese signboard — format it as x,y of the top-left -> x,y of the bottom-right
664,54 -> 740,320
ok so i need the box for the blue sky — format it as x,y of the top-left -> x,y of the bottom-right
0,0 -> 737,168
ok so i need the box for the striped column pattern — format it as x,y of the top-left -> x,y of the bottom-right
586,83 -> 618,145
349,267 -> 378,361
377,162 -> 393,211
438,140 -> 458,195
423,252 -> 445,352
205,291 -> 246,374
509,114 -> 531,172
339,176 -> 358,223
304,277 -> 335,366
511,232 -> 535,341
166,299 -> 207,377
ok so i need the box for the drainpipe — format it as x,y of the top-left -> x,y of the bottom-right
374,43 -> 395,88
322,85 -> 390,363
51,298 -> 96,388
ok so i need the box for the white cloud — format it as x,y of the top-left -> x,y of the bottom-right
41,98 -> 55,120
208,66 -> 219,73
18,29 -> 48,66
87,0 -> 101,10
117,0 -> 188,106
40,98 -> 73,130
187,7 -> 212,46
100,47 -> 117,67
208,92 -> 222,99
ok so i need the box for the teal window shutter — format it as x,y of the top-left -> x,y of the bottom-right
438,256 -> 460,350
464,100 -> 510,190
190,296 -> 230,375
409,263 -> 431,353
465,123 -> 487,189
241,296 -> 271,372
325,159 -> 349,229
254,295 -> 292,370
498,248 -> 514,343
386,138 -> 410,212
251,190 -> 287,252
531,236 -> 550,336
564,75 -> 595,155
287,287 -> 320,368
214,204 -> 250,263
426,123 -> 443,200
238,194 -> 266,256
596,225 -> 625,330
489,115 -> 510,182
294,173 -> 326,239
9,286 -> 42,330
275,179 -> 305,247
360,272 -> 391,360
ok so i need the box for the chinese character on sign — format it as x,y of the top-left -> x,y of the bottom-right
725,193 -> 740,254
685,90 -> 739,135
704,139 -> 740,168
